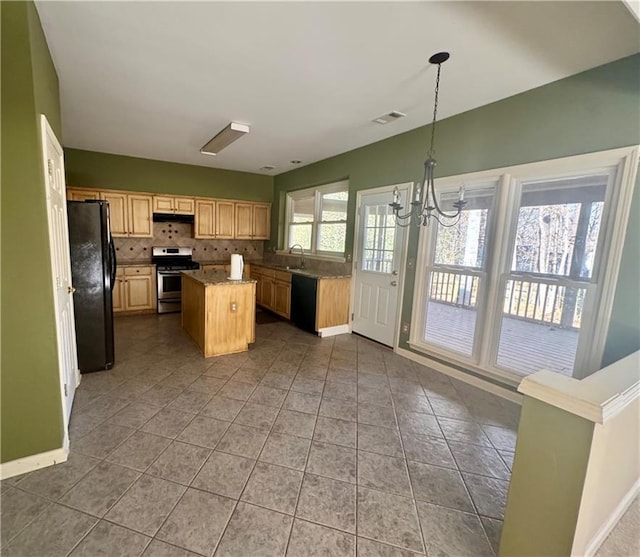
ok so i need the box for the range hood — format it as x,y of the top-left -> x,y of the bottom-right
152,212 -> 195,224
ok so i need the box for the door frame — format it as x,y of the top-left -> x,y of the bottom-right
350,182 -> 413,349
40,114 -> 79,447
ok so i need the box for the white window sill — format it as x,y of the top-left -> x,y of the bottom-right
275,250 -> 347,264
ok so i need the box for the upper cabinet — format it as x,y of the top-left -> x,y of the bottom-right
100,191 -> 128,236
235,202 -> 270,240
68,188 -> 270,241
153,195 -> 195,215
67,189 -> 100,201
67,188 -> 153,238
194,199 -> 235,239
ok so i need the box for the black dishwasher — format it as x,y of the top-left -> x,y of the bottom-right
290,273 -> 317,333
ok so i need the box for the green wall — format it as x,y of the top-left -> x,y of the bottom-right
65,149 -> 274,202
272,54 -> 640,369
499,398 -> 595,556
1,1 -> 64,463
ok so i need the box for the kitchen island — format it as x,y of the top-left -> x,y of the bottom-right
181,269 -> 256,357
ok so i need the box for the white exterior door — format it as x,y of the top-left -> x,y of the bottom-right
41,115 -> 79,432
352,185 -> 409,346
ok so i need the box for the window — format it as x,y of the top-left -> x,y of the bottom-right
411,147 -> 638,383
286,181 -> 348,255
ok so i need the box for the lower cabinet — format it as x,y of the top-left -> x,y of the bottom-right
114,265 -> 156,313
251,266 -> 291,320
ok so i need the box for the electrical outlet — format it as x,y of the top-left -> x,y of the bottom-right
401,323 -> 410,334
346,253 -> 352,262
230,302 -> 237,312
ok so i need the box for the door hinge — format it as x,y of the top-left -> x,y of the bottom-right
47,159 -> 54,178
351,313 -> 354,320
64,383 -> 68,397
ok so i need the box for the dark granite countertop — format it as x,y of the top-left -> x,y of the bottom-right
182,269 -> 256,286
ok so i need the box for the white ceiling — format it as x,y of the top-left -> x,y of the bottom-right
36,1 -> 639,176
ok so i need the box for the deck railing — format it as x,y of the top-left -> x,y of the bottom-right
429,269 -> 584,330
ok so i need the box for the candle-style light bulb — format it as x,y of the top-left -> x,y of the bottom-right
459,185 -> 465,202
393,188 -> 400,205
415,185 -> 422,202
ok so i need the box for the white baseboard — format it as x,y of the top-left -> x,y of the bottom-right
318,324 -> 350,338
583,478 -> 640,557
0,440 -> 69,480
396,347 -> 522,404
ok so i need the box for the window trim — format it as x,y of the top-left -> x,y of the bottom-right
283,180 -> 349,257
409,146 -> 639,384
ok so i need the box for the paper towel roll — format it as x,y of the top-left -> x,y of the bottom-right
230,253 -> 244,280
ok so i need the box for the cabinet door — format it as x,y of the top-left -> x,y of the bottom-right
216,201 -> 235,239
128,194 -> 153,237
234,203 -> 254,239
174,197 -> 195,215
113,268 -> 125,312
153,196 -> 174,213
67,188 -> 100,201
253,203 -> 271,240
195,200 -> 216,238
274,281 -> 291,319
125,275 -> 154,311
100,192 -> 128,237
262,277 -> 275,310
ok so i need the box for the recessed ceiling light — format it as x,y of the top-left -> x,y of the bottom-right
290,160 -> 302,164
200,122 -> 250,155
373,110 -> 406,125
260,165 -> 276,171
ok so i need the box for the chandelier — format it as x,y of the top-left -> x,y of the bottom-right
390,52 -> 466,227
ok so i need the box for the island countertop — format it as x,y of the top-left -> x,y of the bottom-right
182,269 -> 256,286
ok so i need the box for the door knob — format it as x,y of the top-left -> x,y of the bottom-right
392,270 -> 398,275
390,281 -> 397,286
68,286 -> 76,294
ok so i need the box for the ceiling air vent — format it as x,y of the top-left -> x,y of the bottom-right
373,110 -> 406,125
260,165 -> 276,172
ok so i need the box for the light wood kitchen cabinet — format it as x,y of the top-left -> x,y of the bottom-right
153,195 -> 195,215
216,201 -> 235,239
195,199 -> 216,239
127,194 -> 153,237
100,191 -> 128,236
195,199 -> 236,239
251,265 -> 290,319
67,188 -> 153,238
112,268 -> 125,312
235,203 -> 271,240
316,278 -> 351,329
114,265 -> 155,313
67,188 -> 100,201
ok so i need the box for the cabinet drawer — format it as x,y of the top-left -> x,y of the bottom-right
116,267 -> 124,277
260,268 -> 276,278
124,266 -> 153,276
274,270 -> 292,283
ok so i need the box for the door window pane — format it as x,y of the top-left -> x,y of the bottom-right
362,203 -> 396,273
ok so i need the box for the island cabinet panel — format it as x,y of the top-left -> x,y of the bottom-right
100,191 -> 128,236
182,273 -> 256,357
316,277 -> 351,329
216,201 -> 235,239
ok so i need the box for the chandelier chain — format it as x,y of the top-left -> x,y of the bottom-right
428,62 -> 442,158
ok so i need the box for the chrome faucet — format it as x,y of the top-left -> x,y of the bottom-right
289,244 -> 305,269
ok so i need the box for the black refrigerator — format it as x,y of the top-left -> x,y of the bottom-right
67,200 -> 116,372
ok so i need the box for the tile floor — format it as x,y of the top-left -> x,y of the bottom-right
2,313 -> 520,556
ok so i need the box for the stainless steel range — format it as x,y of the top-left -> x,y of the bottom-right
152,247 -> 200,314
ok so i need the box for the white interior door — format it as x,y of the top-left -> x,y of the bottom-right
352,185 -> 409,346
41,115 -> 79,432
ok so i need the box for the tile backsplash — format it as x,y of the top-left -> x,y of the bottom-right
115,222 -> 264,263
